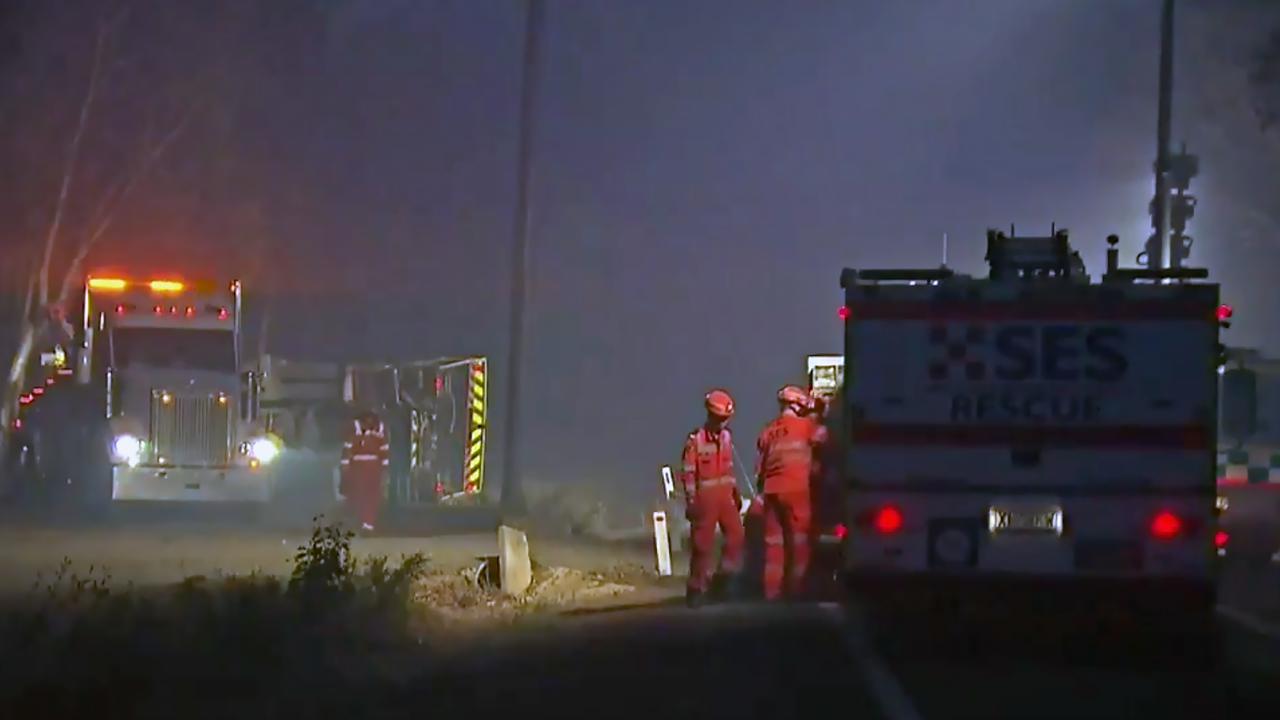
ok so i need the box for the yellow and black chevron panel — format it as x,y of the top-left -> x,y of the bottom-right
464,358 -> 487,494
409,408 -> 422,472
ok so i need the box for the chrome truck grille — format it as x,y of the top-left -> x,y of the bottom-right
149,391 -> 231,465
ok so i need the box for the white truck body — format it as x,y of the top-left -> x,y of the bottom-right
79,277 -> 276,503
840,231 -> 1220,610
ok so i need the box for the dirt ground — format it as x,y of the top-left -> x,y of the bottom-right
0,518 -> 674,599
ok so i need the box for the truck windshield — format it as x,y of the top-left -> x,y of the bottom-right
112,327 -> 236,373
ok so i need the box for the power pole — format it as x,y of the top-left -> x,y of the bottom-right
500,0 -> 544,518
1143,0 -> 1174,270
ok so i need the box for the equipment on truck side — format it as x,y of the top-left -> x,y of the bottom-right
75,276 -> 276,504
254,354 -> 490,510
807,355 -> 843,410
840,229 -> 1223,629
341,356 -> 489,507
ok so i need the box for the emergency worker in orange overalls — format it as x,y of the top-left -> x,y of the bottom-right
680,389 -> 746,608
756,385 -> 828,600
340,408 -> 390,533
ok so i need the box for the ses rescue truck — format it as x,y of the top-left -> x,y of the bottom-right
840,230 -> 1224,624
78,276 -> 277,504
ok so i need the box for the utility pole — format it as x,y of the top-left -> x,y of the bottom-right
1144,0 -> 1175,271
500,0 -> 544,518
1141,0 -> 1199,271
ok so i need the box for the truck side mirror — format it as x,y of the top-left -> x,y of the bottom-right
1221,367 -> 1258,442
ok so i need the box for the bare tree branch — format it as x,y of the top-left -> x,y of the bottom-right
54,103 -> 197,310
19,261 -> 36,328
36,17 -> 110,307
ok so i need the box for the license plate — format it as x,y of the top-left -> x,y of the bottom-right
988,506 -> 1063,535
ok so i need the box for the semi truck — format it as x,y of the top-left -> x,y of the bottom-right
839,229 -> 1225,634
77,275 -> 278,504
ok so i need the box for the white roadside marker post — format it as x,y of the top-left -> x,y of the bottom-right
660,464 -> 684,553
660,465 -> 675,500
653,510 -> 673,577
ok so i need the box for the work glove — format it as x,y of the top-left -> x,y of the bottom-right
732,487 -> 742,509
684,499 -> 700,522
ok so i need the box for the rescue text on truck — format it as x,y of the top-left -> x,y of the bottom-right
80,276 -> 277,503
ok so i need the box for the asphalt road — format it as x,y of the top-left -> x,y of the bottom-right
401,600 -> 1280,720
412,603 -> 886,719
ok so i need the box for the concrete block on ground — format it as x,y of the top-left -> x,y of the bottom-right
498,524 -> 532,595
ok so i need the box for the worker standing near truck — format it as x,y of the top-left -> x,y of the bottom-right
756,385 -> 828,600
341,408 -> 390,532
680,389 -> 746,608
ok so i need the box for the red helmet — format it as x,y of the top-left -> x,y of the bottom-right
777,384 -> 812,410
704,389 -> 735,419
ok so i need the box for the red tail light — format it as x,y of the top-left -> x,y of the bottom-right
185,306 -> 195,318
833,523 -> 848,540
873,506 -> 903,534
1214,530 -> 1229,549
115,304 -> 127,315
1217,304 -> 1233,322
1150,511 -> 1183,540
31,387 -> 44,396
434,481 -> 445,496
838,305 -> 852,321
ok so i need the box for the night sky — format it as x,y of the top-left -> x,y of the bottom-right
2,0 -> 1277,508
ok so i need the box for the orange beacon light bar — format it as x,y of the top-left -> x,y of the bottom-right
87,277 -> 128,291
149,280 -> 185,293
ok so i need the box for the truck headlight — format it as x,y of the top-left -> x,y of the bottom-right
112,434 -> 143,467
248,436 -> 280,464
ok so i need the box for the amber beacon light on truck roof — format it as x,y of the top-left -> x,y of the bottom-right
87,276 -> 237,293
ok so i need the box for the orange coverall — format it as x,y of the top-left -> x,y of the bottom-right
341,413 -> 390,528
681,426 -> 745,595
756,414 -> 828,599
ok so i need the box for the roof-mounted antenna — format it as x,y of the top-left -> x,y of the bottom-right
941,232 -> 949,268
